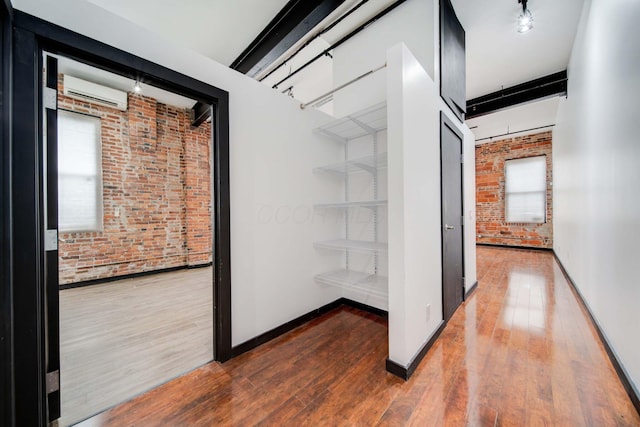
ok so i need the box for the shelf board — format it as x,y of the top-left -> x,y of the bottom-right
314,200 -> 387,209
314,102 -> 387,142
315,269 -> 388,299
313,152 -> 387,176
314,239 -> 387,254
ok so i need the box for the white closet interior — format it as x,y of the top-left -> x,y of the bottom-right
312,102 -> 389,308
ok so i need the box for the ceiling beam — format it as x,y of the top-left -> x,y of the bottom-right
191,101 -> 211,128
466,70 -> 567,119
231,0 -> 346,78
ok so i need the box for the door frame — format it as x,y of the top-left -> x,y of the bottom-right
439,111 -> 465,322
1,0 -> 14,425
10,11 -> 232,425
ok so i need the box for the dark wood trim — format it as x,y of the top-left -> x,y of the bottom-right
230,299 -> 344,358
386,320 -> 446,380
552,251 -> 640,415
341,298 -> 388,318
10,12 -> 232,424
466,70 -> 567,119
476,242 -> 552,252
58,264 -> 212,291
1,1 -> 13,425
12,24 -> 47,426
44,54 -> 61,422
231,0 -> 345,77
464,280 -> 478,300
230,298 -> 387,358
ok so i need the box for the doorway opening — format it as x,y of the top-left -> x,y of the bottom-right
11,13 -> 231,425
49,53 -> 216,425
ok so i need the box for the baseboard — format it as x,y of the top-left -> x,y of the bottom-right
386,320 -> 446,381
340,298 -> 388,318
59,262 -> 213,290
552,251 -> 640,414
477,243 -> 552,252
230,298 -> 387,359
464,281 -> 478,300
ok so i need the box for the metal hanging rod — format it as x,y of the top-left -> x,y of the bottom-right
300,63 -> 386,109
258,0 -> 373,83
272,0 -> 408,90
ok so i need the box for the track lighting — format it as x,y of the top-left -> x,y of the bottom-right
517,0 -> 533,33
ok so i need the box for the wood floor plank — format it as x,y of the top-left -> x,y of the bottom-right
75,247 -> 640,427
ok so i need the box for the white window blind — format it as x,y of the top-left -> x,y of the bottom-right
58,110 -> 103,232
505,155 -> 546,223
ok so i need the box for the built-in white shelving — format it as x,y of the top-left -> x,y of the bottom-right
313,103 -> 388,302
315,269 -> 388,299
313,152 -> 388,176
314,239 -> 388,255
314,200 -> 387,210
314,103 -> 387,142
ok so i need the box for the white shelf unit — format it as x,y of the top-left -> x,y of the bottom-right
314,239 -> 388,254
313,152 -> 388,176
313,103 -> 388,302
315,270 -> 388,299
314,200 -> 387,210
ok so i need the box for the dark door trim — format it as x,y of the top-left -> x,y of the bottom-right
10,11 -> 231,425
1,0 -> 14,425
440,111 -> 465,322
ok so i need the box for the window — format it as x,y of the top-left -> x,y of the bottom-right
58,110 -> 103,232
505,155 -> 546,223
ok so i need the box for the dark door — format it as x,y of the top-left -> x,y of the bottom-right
43,54 -> 61,423
440,112 -> 464,322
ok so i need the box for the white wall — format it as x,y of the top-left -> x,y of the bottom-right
13,0 -> 342,347
387,44 -> 442,365
332,0 -> 435,117
553,0 -> 640,394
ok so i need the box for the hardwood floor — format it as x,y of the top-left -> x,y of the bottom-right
77,247 -> 640,426
59,267 -> 214,426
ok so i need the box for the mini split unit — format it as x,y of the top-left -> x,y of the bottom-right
63,75 -> 128,111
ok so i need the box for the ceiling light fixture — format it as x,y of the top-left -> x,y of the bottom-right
133,82 -> 142,94
517,0 -> 534,33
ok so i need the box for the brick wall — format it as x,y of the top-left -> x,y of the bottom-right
58,75 -> 212,285
475,131 -> 552,248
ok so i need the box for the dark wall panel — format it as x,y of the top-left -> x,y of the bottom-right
440,0 -> 466,122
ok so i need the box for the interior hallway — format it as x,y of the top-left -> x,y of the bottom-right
79,247 -> 640,426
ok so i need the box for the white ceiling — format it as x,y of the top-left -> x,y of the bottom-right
56,55 -> 198,109
451,0 -> 584,99
52,0 -> 586,140
85,0 -> 291,66
450,0 -> 584,141
467,96 -> 559,143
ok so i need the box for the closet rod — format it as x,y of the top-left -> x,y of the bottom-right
259,0 -> 372,83
272,0 -> 409,90
300,63 -> 386,109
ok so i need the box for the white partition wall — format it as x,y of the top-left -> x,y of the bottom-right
386,43 -> 476,369
387,44 -> 443,367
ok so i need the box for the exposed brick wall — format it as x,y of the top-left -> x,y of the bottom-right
475,131 -> 553,248
58,75 -> 212,284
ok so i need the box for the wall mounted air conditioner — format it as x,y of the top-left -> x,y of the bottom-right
63,75 -> 128,111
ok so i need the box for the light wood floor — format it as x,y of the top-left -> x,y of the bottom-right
59,267 -> 214,426
79,248 -> 640,426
